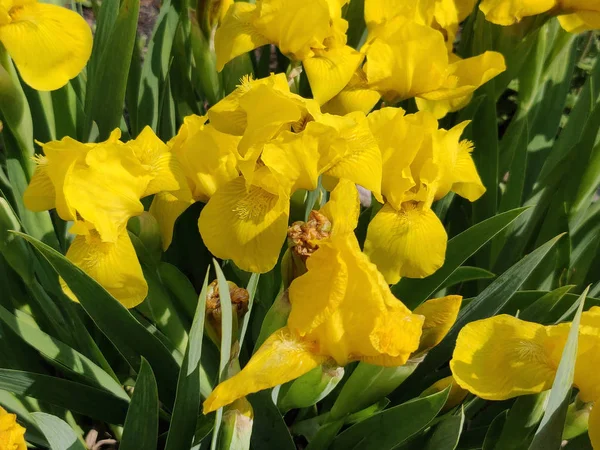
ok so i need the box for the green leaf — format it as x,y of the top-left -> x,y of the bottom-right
120,358 -> 159,450
211,260 -> 234,449
31,412 -> 87,450
529,287 -> 588,450
84,0 -> 140,139
239,273 -> 259,349
483,410 -> 508,450
248,390 -> 296,450
496,392 -> 549,450
519,286 -> 575,323
306,420 -> 344,450
439,267 -> 495,291
135,0 -> 180,134
16,232 -> 179,408
191,16 -> 222,105
400,235 -> 563,396
343,0 -> 366,49
425,407 -> 465,450
393,207 -> 529,308
0,303 -> 127,400
0,369 -> 128,424
164,268 -> 209,450
330,388 -> 450,450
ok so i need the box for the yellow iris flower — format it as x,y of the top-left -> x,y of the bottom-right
214,0 -> 363,104
364,107 -> 485,284
24,127 -> 186,308
202,181 -> 462,413
0,406 -> 26,450
450,308 -> 600,448
324,0 -> 505,119
0,0 -> 92,91
479,0 -> 600,32
196,74 -> 382,274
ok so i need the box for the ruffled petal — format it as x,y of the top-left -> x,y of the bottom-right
64,144 -> 149,243
452,141 -> 486,202
413,295 -> 462,355
0,2 -> 92,91
0,406 -> 27,450
130,126 -> 185,197
214,2 -> 269,71
364,202 -> 447,284
450,314 -> 555,401
261,130 -> 321,193
203,327 -> 326,413
303,45 -> 364,105
198,177 -> 289,273
149,188 -> 195,250
478,0 -> 556,26
62,228 -> 148,309
23,156 -> 55,211
319,178 -> 360,236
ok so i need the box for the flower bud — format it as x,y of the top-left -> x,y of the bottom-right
0,198 -> 34,282
218,398 -> 253,450
563,397 -> 593,440
278,363 -> 344,413
197,0 -> 233,37
205,280 -> 249,348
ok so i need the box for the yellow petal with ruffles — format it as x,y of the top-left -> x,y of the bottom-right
364,202 -> 448,284
0,1 -> 92,91
0,406 -> 27,450
64,144 -> 149,243
130,126 -> 185,197
62,227 -> 148,309
214,2 -> 268,71
261,130 -> 320,193
198,176 -> 289,273
170,115 -> 240,203
413,295 -> 462,355
319,178 -> 359,236
322,79 -> 381,116
590,404 -> 600,450
418,52 -> 506,103
303,45 -> 364,105
450,314 -> 556,401
23,155 -> 55,212
478,0 -> 556,25
288,234 -> 423,366
203,327 -> 326,413
364,0 -> 434,30
149,188 -> 195,250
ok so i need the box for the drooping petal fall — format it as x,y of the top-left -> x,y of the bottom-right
413,295 -> 462,355
319,178 -> 360,236
203,327 -> 327,413
0,1 -> 92,91
364,202 -> 448,284
62,227 -> 148,309
198,176 -> 290,273
478,0 -> 556,25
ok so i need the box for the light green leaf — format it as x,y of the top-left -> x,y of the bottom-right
164,268 -> 210,450
120,358 -> 159,450
529,287 -> 589,450
239,273 -> 260,349
31,412 -> 86,450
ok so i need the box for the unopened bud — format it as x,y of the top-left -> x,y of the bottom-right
219,398 -> 253,450
197,0 -> 233,37
205,280 -> 249,347
278,363 -> 344,413
563,397 -> 593,440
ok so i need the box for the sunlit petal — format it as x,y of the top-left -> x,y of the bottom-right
413,295 -> 462,355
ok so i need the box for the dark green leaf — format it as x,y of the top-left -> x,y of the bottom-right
248,390 -> 296,450
330,389 -> 450,450
120,358 -> 159,450
483,410 -> 508,450
496,392 -> 549,450
439,267 -> 495,291
16,232 -> 179,408
425,407 -> 465,450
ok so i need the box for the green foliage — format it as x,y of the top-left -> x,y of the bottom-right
0,1 -> 599,449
